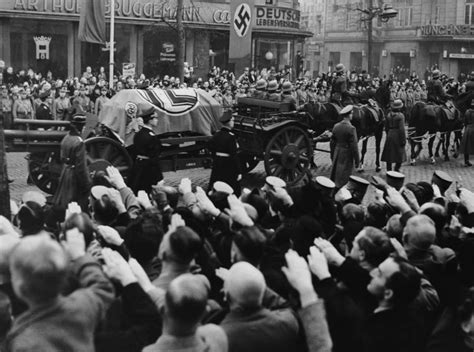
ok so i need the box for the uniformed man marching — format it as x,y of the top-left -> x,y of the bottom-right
330,105 -> 360,188
208,110 -> 242,195
128,112 -> 163,195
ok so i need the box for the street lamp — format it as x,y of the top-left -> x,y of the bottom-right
356,3 -> 398,75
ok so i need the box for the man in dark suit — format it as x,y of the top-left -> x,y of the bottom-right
330,105 -> 360,188
207,110 -> 241,195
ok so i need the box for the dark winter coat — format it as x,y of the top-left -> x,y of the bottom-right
330,119 -> 359,188
381,111 -> 407,163
52,131 -> 92,209
207,127 -> 241,195
461,109 -> 474,155
128,125 -> 163,195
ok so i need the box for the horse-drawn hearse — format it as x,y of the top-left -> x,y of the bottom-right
3,87 -> 334,193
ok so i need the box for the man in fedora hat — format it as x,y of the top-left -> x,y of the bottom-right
52,86 -> 72,120
427,69 -> 450,105
381,99 -> 406,172
52,113 -> 92,209
207,110 -> 242,195
330,105 -> 360,188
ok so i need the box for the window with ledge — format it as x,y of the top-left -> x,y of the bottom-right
466,0 -> 474,24
394,0 -> 413,27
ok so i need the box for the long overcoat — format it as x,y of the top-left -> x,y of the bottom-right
461,109 -> 474,155
52,132 -> 92,209
330,119 -> 360,188
381,111 -> 407,163
128,125 -> 163,194
208,127 -> 241,195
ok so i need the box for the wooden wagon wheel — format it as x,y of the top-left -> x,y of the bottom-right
27,137 -> 133,195
27,152 -> 62,194
239,153 -> 260,174
264,126 -> 312,185
85,137 -> 133,180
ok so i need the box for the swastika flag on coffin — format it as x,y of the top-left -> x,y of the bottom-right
229,0 -> 254,72
99,88 -> 223,146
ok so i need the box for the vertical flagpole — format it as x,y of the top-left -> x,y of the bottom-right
109,0 -> 115,89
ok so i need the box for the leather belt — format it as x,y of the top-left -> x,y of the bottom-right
215,152 -> 230,157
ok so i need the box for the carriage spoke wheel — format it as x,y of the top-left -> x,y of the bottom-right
264,126 -> 312,185
27,152 -> 62,194
85,137 -> 133,181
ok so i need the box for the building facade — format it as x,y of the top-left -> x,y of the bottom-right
317,0 -> 473,79
300,0 -> 325,77
0,0 -> 310,79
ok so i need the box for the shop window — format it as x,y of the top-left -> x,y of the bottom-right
143,27 -> 180,78
254,38 -> 293,73
466,0 -> 474,24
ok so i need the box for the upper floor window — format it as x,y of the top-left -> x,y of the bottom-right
466,0 -> 474,24
394,0 -> 413,27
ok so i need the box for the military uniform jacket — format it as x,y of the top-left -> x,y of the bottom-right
12,98 -> 34,119
53,97 -> 72,120
332,75 -> 348,95
94,96 -> 109,115
207,127 -> 241,194
281,93 -> 297,110
129,125 -> 163,194
267,92 -> 281,102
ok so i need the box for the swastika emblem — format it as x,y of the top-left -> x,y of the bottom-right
233,3 -> 251,38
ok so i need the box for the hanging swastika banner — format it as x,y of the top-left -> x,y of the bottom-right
229,0 -> 254,73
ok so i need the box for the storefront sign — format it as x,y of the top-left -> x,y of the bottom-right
122,63 -> 136,77
449,53 -> 474,59
213,9 -> 230,24
11,0 -> 203,23
33,36 -> 51,60
160,43 -> 176,62
255,6 -> 300,29
419,24 -> 474,36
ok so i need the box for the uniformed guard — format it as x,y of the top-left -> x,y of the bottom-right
72,85 -> 93,113
331,63 -> 350,105
12,88 -> 34,119
330,105 -> 360,188
460,99 -> 474,166
53,86 -> 72,120
52,113 -> 92,210
427,69 -> 450,104
94,87 -> 109,116
208,110 -> 242,196
249,79 -> 267,99
281,81 -> 297,110
128,112 -> 163,195
267,80 -> 281,102
381,99 -> 406,172
1,86 -> 13,128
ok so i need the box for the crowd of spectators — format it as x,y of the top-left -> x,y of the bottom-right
2,63 -> 468,129
1,156 -> 474,351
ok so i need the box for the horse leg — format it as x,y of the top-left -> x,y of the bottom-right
358,138 -> 368,172
444,132 -> 450,161
428,134 -> 436,164
434,135 -> 443,158
375,128 -> 382,172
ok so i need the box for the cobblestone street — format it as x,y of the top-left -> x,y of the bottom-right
6,135 -> 474,204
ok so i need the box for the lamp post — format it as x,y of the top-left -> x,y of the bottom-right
357,2 -> 398,75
